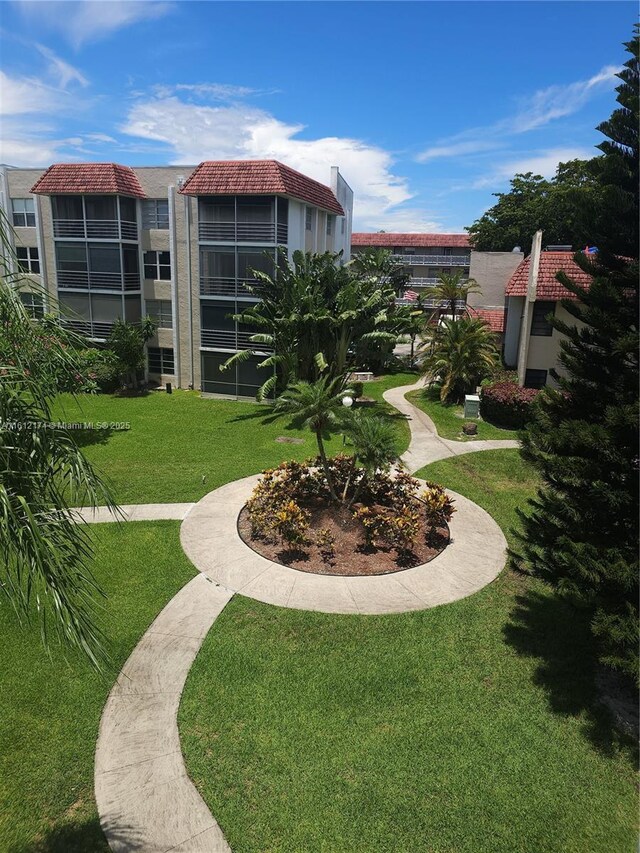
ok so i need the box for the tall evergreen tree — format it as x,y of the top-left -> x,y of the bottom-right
513,28 -> 639,683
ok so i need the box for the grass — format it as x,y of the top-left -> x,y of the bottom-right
0,522 -> 196,852
407,386 -> 519,441
180,449 -> 637,853
51,372 -> 415,505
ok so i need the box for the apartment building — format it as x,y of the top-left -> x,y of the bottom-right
350,232 -> 523,332
0,160 -> 353,397
503,246 -> 591,388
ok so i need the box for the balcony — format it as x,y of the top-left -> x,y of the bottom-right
199,276 -> 260,298
56,270 -> 141,291
198,222 -> 288,244
200,328 -> 270,351
53,219 -> 138,241
62,319 -> 114,340
392,254 -> 470,266
396,297 -> 466,310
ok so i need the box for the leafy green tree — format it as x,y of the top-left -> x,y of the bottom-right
418,316 -> 499,403
0,220 -> 116,666
466,161 -> 602,254
225,250 -> 405,397
107,317 -> 156,390
274,374 -> 348,502
513,28 -> 639,683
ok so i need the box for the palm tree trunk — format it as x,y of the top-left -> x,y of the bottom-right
316,429 -> 339,502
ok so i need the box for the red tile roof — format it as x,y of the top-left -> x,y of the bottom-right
179,160 -> 344,215
506,251 -> 593,300
468,307 -> 505,333
351,232 -> 470,248
31,163 -> 146,198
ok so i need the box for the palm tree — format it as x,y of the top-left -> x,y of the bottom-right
274,374 -> 347,501
0,214 -> 117,667
429,271 -> 482,321
418,315 -> 499,403
341,411 -> 400,505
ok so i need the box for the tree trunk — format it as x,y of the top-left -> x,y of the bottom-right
316,430 -> 339,503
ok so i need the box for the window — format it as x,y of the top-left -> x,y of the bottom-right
305,206 -> 313,231
19,291 -> 44,319
143,250 -> 171,280
531,301 -> 555,336
16,246 -> 40,274
142,199 -> 169,229
148,347 -> 174,374
326,215 -> 333,236
12,198 -> 35,227
524,369 -> 548,389
146,299 -> 173,328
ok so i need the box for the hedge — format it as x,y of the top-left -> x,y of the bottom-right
480,381 -> 540,429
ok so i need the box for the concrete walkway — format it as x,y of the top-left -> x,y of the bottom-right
95,573 -> 233,853
74,503 -> 195,524
383,381 -> 519,473
180,474 -> 506,615
93,379 -> 518,853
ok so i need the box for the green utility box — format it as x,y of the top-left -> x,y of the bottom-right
464,394 -> 480,419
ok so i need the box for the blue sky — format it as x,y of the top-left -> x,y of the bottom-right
1,1 -> 635,231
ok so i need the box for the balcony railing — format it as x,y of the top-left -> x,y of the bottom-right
396,297 -> 466,309
53,219 -> 138,241
199,276 -> 261,298
56,269 -> 141,291
408,277 -> 441,287
198,221 -> 287,244
392,254 -> 470,266
62,319 -> 114,340
200,328 -> 270,351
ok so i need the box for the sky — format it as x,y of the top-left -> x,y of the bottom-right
0,0 -> 635,232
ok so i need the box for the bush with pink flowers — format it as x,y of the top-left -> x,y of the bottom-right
480,381 -> 540,429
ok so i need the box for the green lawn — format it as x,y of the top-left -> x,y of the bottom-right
407,386 -> 519,441
52,373 -> 414,505
180,450 -> 637,853
0,522 -> 196,852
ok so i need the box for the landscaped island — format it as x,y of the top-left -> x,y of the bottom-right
239,457 -> 454,575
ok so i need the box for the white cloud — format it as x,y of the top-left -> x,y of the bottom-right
512,65 -> 620,132
34,44 -> 88,88
416,64 -> 620,163
471,147 -> 594,189
85,132 -> 118,144
14,1 -> 174,48
121,94 -> 439,229
153,83 -> 276,101
417,139 -> 504,163
0,70 -> 66,115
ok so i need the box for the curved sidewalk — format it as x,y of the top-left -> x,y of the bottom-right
95,573 -> 233,853
180,474 -> 506,615
93,378 -> 515,853
383,381 -> 519,473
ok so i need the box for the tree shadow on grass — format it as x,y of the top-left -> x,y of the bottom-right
70,426 -> 114,448
503,588 -> 638,765
8,815 -> 145,853
227,407 -> 281,426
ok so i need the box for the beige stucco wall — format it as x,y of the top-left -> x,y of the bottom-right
468,251 -> 524,309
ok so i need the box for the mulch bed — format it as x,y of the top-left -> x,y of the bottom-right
237,502 -> 449,577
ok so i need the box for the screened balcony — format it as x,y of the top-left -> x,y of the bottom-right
199,247 -> 275,299
199,328 -> 259,350
51,195 -> 138,241
198,195 -> 288,244
55,242 -> 141,292
392,254 -> 470,266
59,292 -> 141,340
